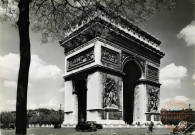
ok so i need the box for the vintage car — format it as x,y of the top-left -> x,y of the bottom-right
75,121 -> 97,132
96,123 -> 103,129
88,121 -> 103,129
54,123 -> 61,129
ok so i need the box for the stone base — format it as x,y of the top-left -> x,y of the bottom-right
133,121 -> 161,125
96,120 -> 125,125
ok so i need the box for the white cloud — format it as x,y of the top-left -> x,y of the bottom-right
28,98 -> 60,110
6,99 -> 16,105
30,55 -> 62,80
161,79 -> 181,89
0,53 -> 62,81
3,80 -> 32,89
0,53 -> 63,112
160,63 -> 187,80
0,99 -> 16,112
160,63 -> 187,89
160,98 -> 172,109
0,53 -> 19,80
177,21 -> 195,46
0,98 -> 62,111
174,96 -> 189,102
3,80 -> 17,88
160,96 -> 194,110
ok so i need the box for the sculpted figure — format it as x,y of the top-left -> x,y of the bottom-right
104,78 -> 118,108
148,88 -> 159,112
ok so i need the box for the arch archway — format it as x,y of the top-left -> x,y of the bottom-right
75,79 -> 87,122
123,60 -> 142,124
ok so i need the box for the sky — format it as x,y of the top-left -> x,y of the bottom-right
0,0 -> 195,112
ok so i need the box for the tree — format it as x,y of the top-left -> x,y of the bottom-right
0,0 -> 175,134
0,112 -> 16,125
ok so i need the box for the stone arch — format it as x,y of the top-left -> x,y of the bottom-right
74,78 -> 87,122
122,56 -> 144,79
122,57 -> 143,124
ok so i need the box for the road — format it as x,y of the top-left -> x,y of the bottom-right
0,127 -> 175,135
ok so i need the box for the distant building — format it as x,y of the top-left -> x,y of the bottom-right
160,109 -> 195,125
28,108 -> 62,116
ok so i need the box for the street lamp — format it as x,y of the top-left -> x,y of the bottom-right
60,104 -> 62,124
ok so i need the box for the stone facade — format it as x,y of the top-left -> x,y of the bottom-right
61,11 -> 164,125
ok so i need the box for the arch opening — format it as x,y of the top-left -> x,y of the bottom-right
75,79 -> 87,122
123,60 -> 142,124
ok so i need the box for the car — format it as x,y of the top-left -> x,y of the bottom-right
54,123 -> 61,129
87,121 -> 103,129
75,121 -> 97,132
96,123 -> 103,129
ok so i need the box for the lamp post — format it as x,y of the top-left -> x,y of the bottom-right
60,104 -> 62,124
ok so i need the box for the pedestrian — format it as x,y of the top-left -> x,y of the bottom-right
148,121 -> 154,132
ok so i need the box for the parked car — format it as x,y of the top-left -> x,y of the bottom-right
54,123 -> 61,129
96,123 -> 103,129
87,121 -> 103,129
75,121 -> 97,132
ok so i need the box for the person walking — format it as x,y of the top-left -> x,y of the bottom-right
148,121 -> 154,132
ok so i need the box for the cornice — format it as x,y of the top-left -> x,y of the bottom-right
60,12 -> 161,47
60,17 -> 163,55
61,21 -> 164,58
135,79 -> 161,87
64,64 -> 125,81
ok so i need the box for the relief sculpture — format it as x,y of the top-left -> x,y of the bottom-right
68,48 -> 94,70
147,65 -> 159,82
147,85 -> 159,112
104,77 -> 118,108
102,47 -> 118,64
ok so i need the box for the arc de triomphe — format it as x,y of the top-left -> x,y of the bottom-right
60,10 -> 164,125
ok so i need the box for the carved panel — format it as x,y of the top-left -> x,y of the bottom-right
147,65 -> 159,82
103,77 -> 118,108
101,47 -> 119,64
68,47 -> 94,71
147,85 -> 160,112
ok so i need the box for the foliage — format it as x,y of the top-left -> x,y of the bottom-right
0,0 -> 175,43
28,110 -> 64,126
0,112 -> 16,125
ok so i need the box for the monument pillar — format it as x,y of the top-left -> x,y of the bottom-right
133,83 -> 147,124
86,72 -> 103,121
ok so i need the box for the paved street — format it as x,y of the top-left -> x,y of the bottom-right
0,127 -> 175,135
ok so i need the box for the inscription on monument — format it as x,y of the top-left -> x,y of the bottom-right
103,77 -> 118,108
147,65 -> 159,82
147,85 -> 160,112
68,47 -> 94,71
